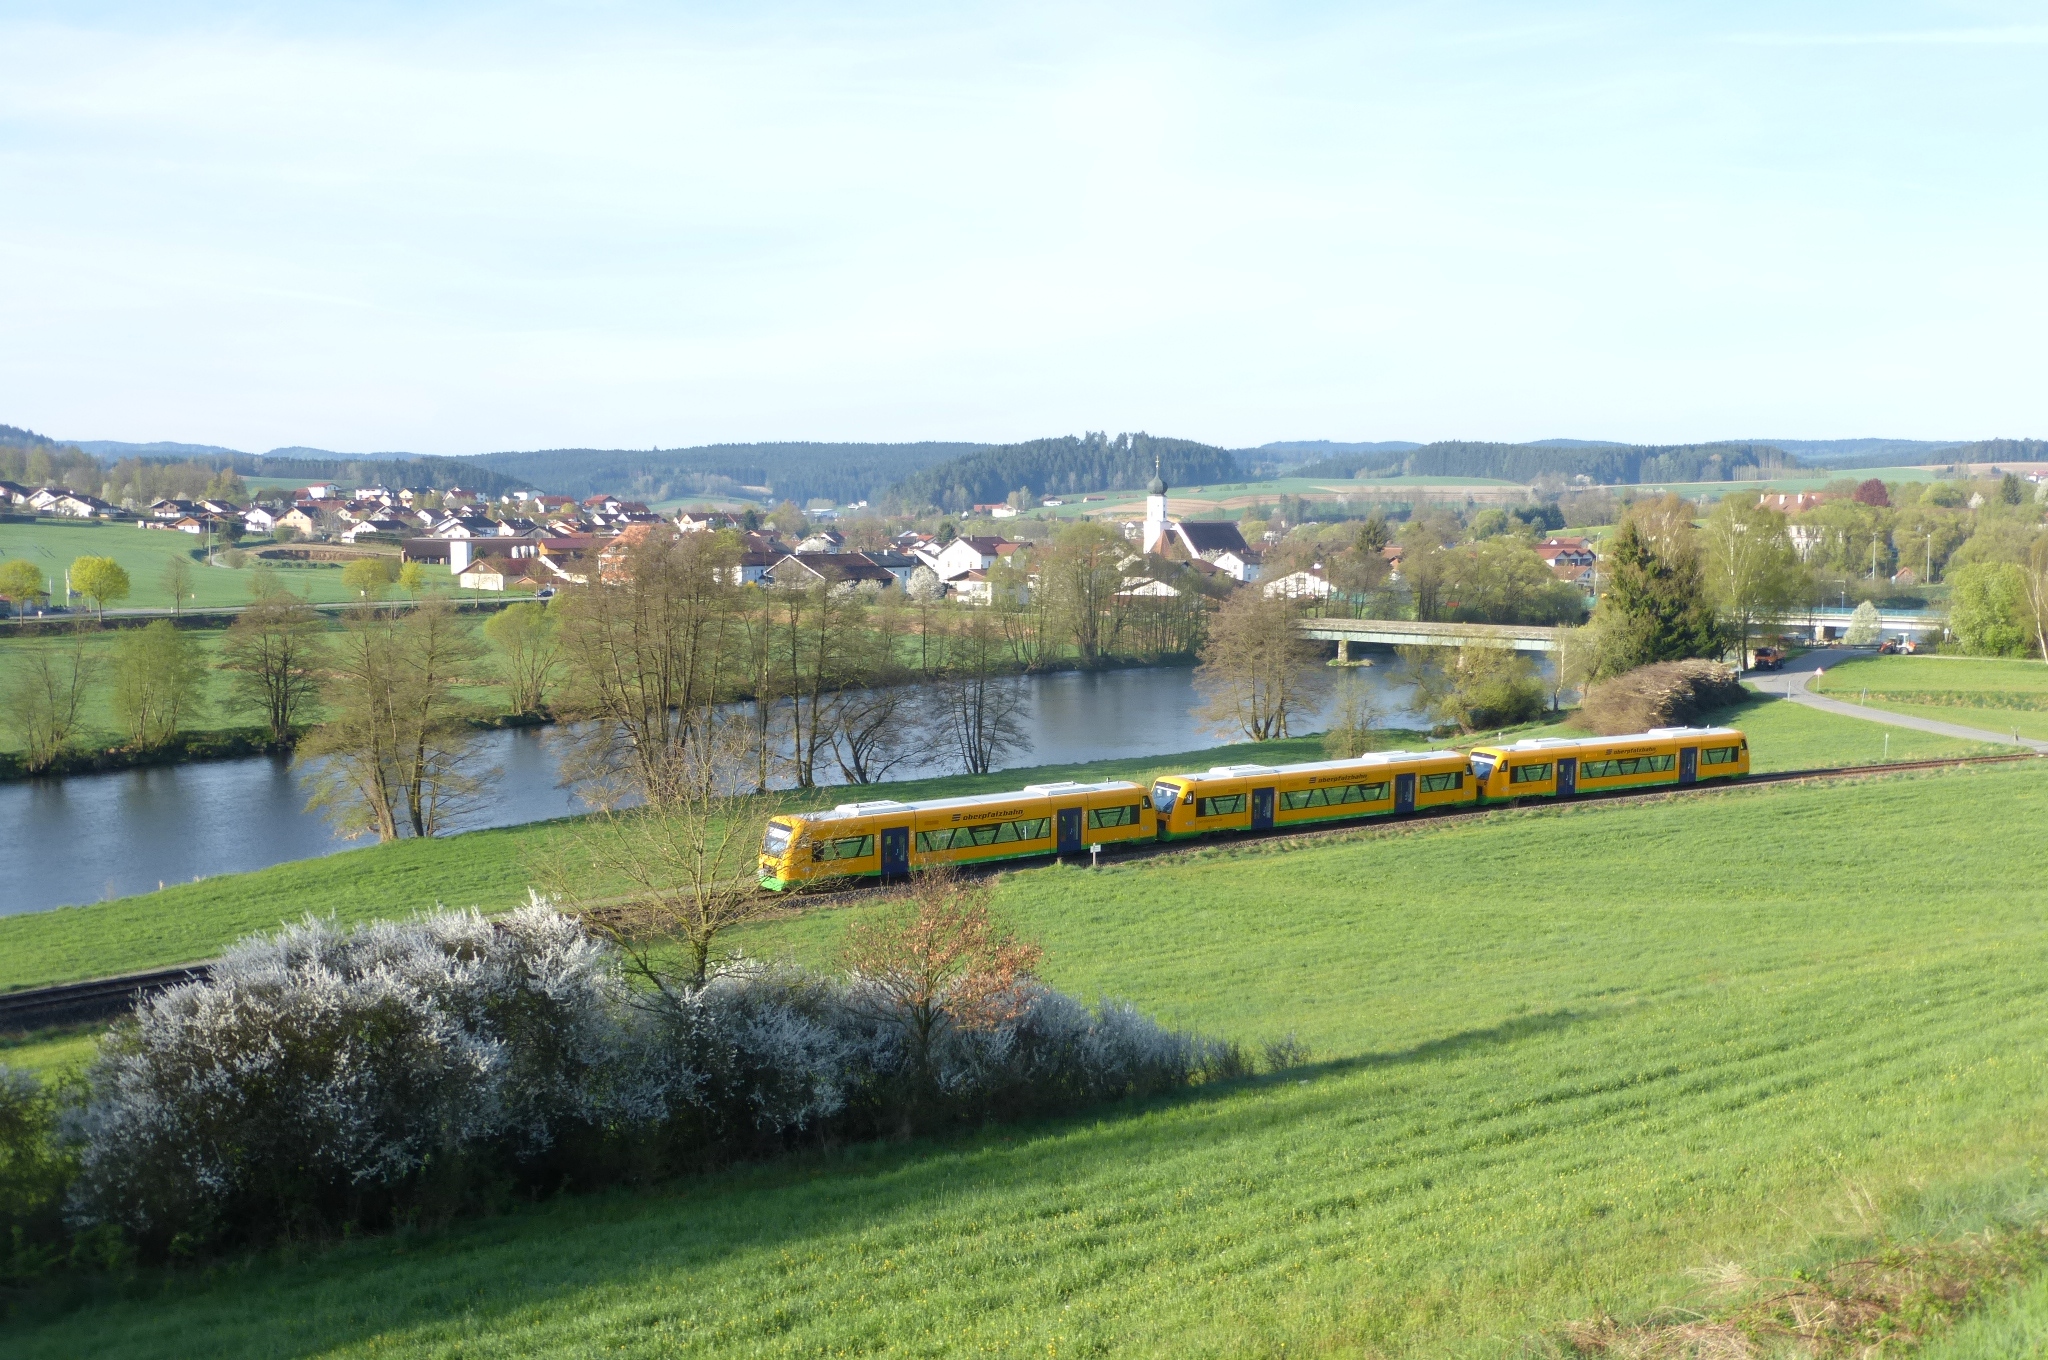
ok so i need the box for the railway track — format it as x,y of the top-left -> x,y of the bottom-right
4,751 -> 2038,1035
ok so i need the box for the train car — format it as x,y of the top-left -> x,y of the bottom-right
758,779 -> 1156,890
1465,726 -> 1749,801
1149,749 -> 1476,840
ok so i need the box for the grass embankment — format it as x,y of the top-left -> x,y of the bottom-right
7,758 -> 2048,1355
1815,654 -> 2048,741
0,694 -> 1995,1001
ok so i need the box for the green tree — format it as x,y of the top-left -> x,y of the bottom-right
484,601 -> 564,716
1701,498 -> 1807,672
220,595 -> 326,742
111,620 -> 208,747
0,558 -> 47,610
1401,643 -> 1546,733
2000,473 -> 2025,506
397,561 -> 427,597
1948,563 -> 2032,656
1441,538 -> 1584,625
69,555 -> 130,619
1041,520 -> 1127,665
341,556 -> 398,602
1591,513 -> 1722,678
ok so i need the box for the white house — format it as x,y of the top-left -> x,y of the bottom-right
1262,567 -> 1334,601
242,506 -> 279,533
930,536 -> 1015,581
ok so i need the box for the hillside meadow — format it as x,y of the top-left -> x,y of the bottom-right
0,520 -> 364,610
0,694 -> 1995,998
5,756 -> 2047,1355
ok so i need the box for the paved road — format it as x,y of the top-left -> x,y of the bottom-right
1748,649 -> 2048,752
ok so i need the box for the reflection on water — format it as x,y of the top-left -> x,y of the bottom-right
0,663 -> 1446,917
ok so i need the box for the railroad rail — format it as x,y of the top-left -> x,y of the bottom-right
4,751 -> 2039,1034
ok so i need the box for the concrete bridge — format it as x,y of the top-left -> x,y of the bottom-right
1788,607 -> 1945,642
1297,617 -> 1562,656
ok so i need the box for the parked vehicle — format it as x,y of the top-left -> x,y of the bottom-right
1749,646 -> 1785,670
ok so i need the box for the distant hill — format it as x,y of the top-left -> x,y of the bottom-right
74,439 -> 247,458
889,433 -> 1243,512
1735,438 -> 1969,467
1259,440 -> 1423,456
1295,440 -> 1797,485
471,442 -> 986,507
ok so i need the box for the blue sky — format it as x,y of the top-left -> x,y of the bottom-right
1,2 -> 2043,453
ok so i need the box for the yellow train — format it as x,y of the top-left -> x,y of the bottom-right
758,726 -> 1750,889
758,780 -> 1158,891
1466,726 -> 1749,800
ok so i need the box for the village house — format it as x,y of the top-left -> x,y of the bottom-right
276,507 -> 322,537
1262,566 -> 1335,601
929,535 -> 1016,581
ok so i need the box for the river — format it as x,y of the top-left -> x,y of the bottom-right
2,663 -> 1448,916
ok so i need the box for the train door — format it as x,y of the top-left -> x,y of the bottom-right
1678,747 -> 1697,785
1394,773 -> 1416,814
1556,757 -> 1577,797
880,826 -> 910,879
1056,807 -> 1083,854
1251,787 -> 1275,830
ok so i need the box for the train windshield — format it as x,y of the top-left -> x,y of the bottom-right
761,821 -> 794,856
1151,782 -> 1180,811
1469,753 -> 1497,782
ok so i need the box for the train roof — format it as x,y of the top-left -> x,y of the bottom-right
1471,725 -> 1742,753
1157,750 -> 1466,783
784,779 -> 1146,826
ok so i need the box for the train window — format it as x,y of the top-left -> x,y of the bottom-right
1420,771 -> 1463,793
1580,755 -> 1678,779
1469,754 -> 1496,781
761,822 -> 793,855
1195,793 -> 1247,818
917,818 -> 1051,852
1701,746 -> 1741,765
1088,804 -> 1145,829
812,834 -> 875,862
1507,763 -> 1551,785
1279,781 -> 1390,811
1151,782 -> 1180,812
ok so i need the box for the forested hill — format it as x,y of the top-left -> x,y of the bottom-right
471,442 -> 985,507
1296,440 -> 1798,484
891,433 -> 1242,512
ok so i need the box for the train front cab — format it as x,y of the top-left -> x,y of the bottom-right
1150,750 -> 1476,840
1467,726 -> 1750,803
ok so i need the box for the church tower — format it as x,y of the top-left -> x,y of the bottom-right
1142,456 -> 1170,555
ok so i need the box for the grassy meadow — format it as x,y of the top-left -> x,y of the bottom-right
0,520 -> 371,611
0,692 -> 1995,996
1815,654 -> 2048,741
7,754 -> 2048,1355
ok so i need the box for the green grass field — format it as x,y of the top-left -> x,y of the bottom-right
7,753 -> 2048,1356
0,520 -> 378,611
1814,655 -> 2048,741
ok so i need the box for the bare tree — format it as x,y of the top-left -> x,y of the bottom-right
220,595 -> 325,743
934,611 -> 1029,774
299,601 -> 492,841
552,528 -> 740,807
1195,589 -> 1324,740
3,624 -> 98,773
2022,537 -> 2048,665
111,620 -> 207,747
1042,521 -> 1126,664
158,554 -> 194,616
541,712 -> 776,991
840,865 -> 1043,1078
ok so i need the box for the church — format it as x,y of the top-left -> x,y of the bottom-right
1138,464 -> 1262,582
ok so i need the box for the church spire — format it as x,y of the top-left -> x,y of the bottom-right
1146,454 -> 1166,496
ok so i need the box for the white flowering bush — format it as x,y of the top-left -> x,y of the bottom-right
63,905 -> 1230,1255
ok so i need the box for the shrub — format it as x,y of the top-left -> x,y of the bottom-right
63,904 -> 1221,1258
1575,659 -> 1745,736
0,1065 -> 78,1285
1949,563 -> 2033,657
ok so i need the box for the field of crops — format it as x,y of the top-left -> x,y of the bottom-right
1815,655 -> 2048,741
6,750 -> 2046,1356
